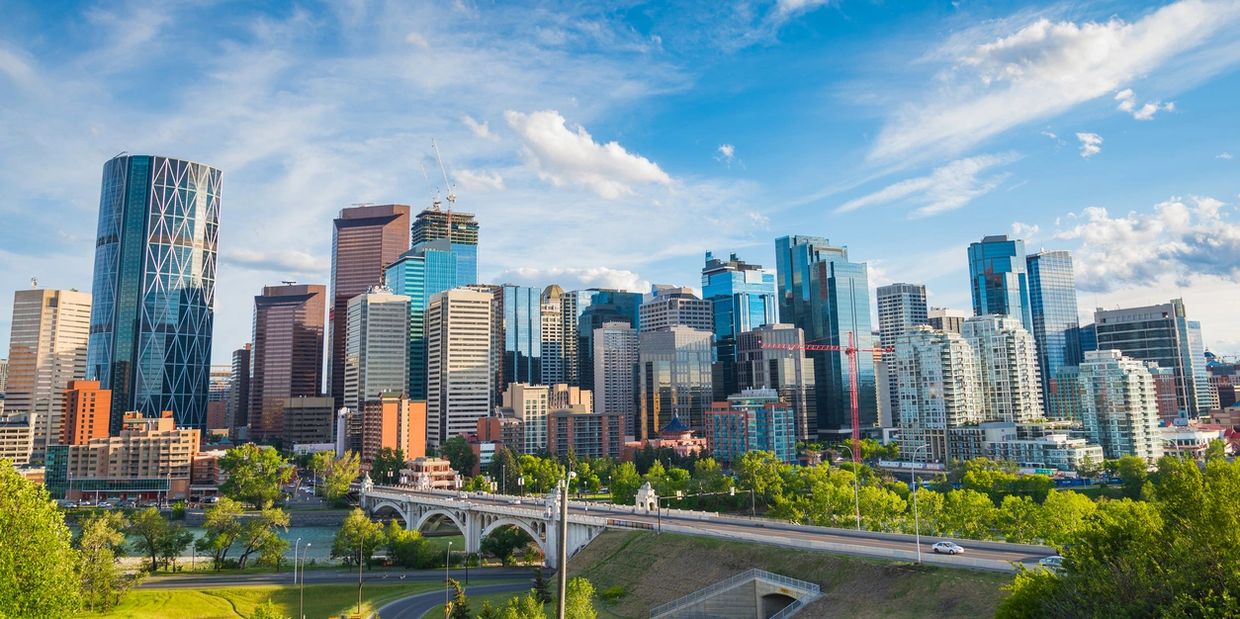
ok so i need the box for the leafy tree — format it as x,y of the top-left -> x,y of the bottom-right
0,460 -> 81,617
219,444 -> 293,508
488,446 -> 522,494
532,568 -> 552,605
331,508 -> 384,568
195,497 -> 245,570
384,519 -> 431,568
478,601 -> 500,619
370,448 -> 406,485
256,533 -> 290,571
447,578 -> 471,619
565,577 -> 598,619
160,523 -> 195,572
1109,455 -> 1149,500
517,454 -> 564,494
482,524 -> 535,566
609,462 -> 642,505
736,450 -> 789,505
128,507 -> 187,572
1035,490 -> 1097,548
996,495 -> 1041,543
323,451 -> 361,506
464,475 -> 492,492
77,511 -> 133,611
307,451 -> 333,491
442,436 -> 478,476
1204,438 -> 1227,463
938,489 -> 997,539
500,590 -> 549,619
235,507 -> 290,569
249,599 -> 289,619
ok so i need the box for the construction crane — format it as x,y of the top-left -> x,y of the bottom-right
430,139 -> 457,239
760,331 -> 892,466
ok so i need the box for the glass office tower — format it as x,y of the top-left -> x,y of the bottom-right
702,251 -> 777,400
493,285 -> 543,405
967,234 -> 1033,332
87,154 -> 221,431
385,239 -> 457,400
576,290 -> 643,392
411,207 -> 479,287
1026,250 -> 1082,413
775,235 -> 877,439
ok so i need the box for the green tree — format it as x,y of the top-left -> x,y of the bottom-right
532,568 -> 552,605
442,436 -> 479,476
735,451 -> 788,505
331,508 -> 384,568
500,590 -> 549,619
478,600 -> 500,619
370,447 -> 406,485
384,519 -> 431,568
481,524 -> 534,566
1204,438 -> 1227,463
160,523 -> 195,572
609,461 -> 642,505
1110,455 -> 1149,500
938,489 -> 997,539
195,497 -> 245,570
996,495 -> 1041,543
249,599 -> 289,619
77,511 -> 133,611
1035,490 -> 1097,548
488,446 -> 522,494
323,451 -> 361,506
447,578 -> 471,619
565,576 -> 598,619
0,460 -> 81,617
128,507 -> 181,572
233,507 -> 290,569
219,444 -> 293,508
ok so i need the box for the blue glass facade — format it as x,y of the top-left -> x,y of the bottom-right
775,235 -> 877,438
410,208 -> 479,287
87,155 -> 220,431
967,235 -> 1033,332
1026,250 -> 1082,413
576,290 -> 643,391
702,251 -> 777,400
385,239 -> 457,400
707,390 -> 797,465
496,285 -> 543,402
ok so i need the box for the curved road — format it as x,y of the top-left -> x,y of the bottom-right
376,582 -> 532,619
140,567 -> 538,589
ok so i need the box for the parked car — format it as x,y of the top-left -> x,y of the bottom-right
56,499 -> 77,508
117,500 -> 136,509
203,496 -> 219,504
508,498 -> 523,505
931,541 -> 965,555
97,501 -> 114,508
1039,555 -> 1065,571
78,499 -> 95,507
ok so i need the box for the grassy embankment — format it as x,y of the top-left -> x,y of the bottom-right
84,583 -> 436,619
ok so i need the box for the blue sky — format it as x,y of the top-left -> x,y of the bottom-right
1,0 -> 1239,363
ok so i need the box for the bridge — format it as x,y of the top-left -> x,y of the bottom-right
359,479 -> 1057,572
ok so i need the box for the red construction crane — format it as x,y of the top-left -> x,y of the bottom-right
761,332 -> 892,466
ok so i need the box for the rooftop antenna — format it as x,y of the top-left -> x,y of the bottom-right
30,276 -> 38,288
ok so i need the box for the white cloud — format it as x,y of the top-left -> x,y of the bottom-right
836,153 -> 1019,217
871,0 -> 1240,161
224,249 -> 328,274
717,143 -> 735,164
1076,132 -> 1103,158
405,32 -> 430,49
775,0 -> 832,19
1114,88 -> 1174,120
1010,221 -> 1040,242
1053,195 -> 1240,291
1040,130 -> 1057,140
462,115 -> 498,141
493,266 -> 649,292
747,211 -> 770,227
454,168 -> 504,191
504,109 -> 672,199
1218,151 -> 1233,160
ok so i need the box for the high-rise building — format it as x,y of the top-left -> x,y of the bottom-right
1186,321 -> 1218,411
962,315 -> 1043,423
361,393 -> 426,464
1075,350 -> 1164,463
0,413 -> 33,466
927,307 -> 967,334
62,380 -> 112,446
548,408 -> 625,459
734,324 -> 816,442
702,252 -> 778,401
206,365 -> 231,430
343,287 -> 409,413
385,239 -> 456,400
559,290 -> 595,386
249,284 -> 326,441
892,326 -> 982,461
774,235 -> 877,439
576,290 -> 643,392
328,204 -> 411,410
639,286 -> 712,333
0,358 -> 8,394
550,383 -> 592,411
492,285 -> 542,404
410,206 -> 479,287
638,326 -> 714,439
500,383 -> 550,454
1026,250 -> 1083,414
1094,299 -> 1211,417
705,389 -> 798,466
47,411 -> 200,501
228,344 -> 251,432
876,283 -> 928,425
967,235 -> 1033,332
540,285 -> 567,385
426,288 -> 493,446
593,322 -> 638,434
87,155 -> 220,432
1078,323 -> 1097,354
281,396 -> 336,447
6,288 -> 91,463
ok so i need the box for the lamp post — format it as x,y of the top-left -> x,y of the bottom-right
300,543 -> 310,619
293,537 -> 302,586
910,443 -> 931,564
556,473 -> 574,619
517,475 -> 525,496
444,540 -> 453,615
837,445 -> 863,531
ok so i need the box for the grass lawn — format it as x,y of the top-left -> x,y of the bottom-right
85,583 -> 438,618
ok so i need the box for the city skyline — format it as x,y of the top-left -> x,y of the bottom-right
1,1 -> 1239,364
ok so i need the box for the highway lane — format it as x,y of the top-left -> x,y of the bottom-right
392,489 -> 1052,569
139,567 -> 538,589
376,582 -> 532,619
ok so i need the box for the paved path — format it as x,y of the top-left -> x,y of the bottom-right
376,582 -> 532,619
140,567 -> 538,589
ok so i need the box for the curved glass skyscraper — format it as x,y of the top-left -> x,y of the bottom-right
87,154 -> 221,432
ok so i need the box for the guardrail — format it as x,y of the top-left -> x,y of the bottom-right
649,568 -> 820,618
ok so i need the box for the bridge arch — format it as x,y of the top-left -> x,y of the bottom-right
414,508 -> 468,536
479,516 -> 547,557
368,499 -> 409,525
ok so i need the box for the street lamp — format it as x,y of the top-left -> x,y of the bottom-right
293,537 -> 302,586
517,475 -> 525,496
909,443 -> 931,564
300,543 -> 310,619
444,540 -> 453,614
727,486 -> 756,517
836,445 -> 863,531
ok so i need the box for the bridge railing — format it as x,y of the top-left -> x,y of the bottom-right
649,568 -> 820,618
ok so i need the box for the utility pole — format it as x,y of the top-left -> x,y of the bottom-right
556,479 -> 569,619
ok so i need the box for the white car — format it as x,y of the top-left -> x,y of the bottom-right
931,541 -> 965,555
1038,555 -> 1065,571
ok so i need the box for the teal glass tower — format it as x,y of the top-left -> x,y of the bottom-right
86,154 -> 221,432
775,235 -> 877,439
411,207 -> 478,287
702,251 -> 777,400
967,235 -> 1033,332
385,239 -> 457,400
1026,250 -> 1082,412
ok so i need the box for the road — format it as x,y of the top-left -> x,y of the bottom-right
140,567 -> 539,589
392,489 -> 1053,571
376,582 -> 532,619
